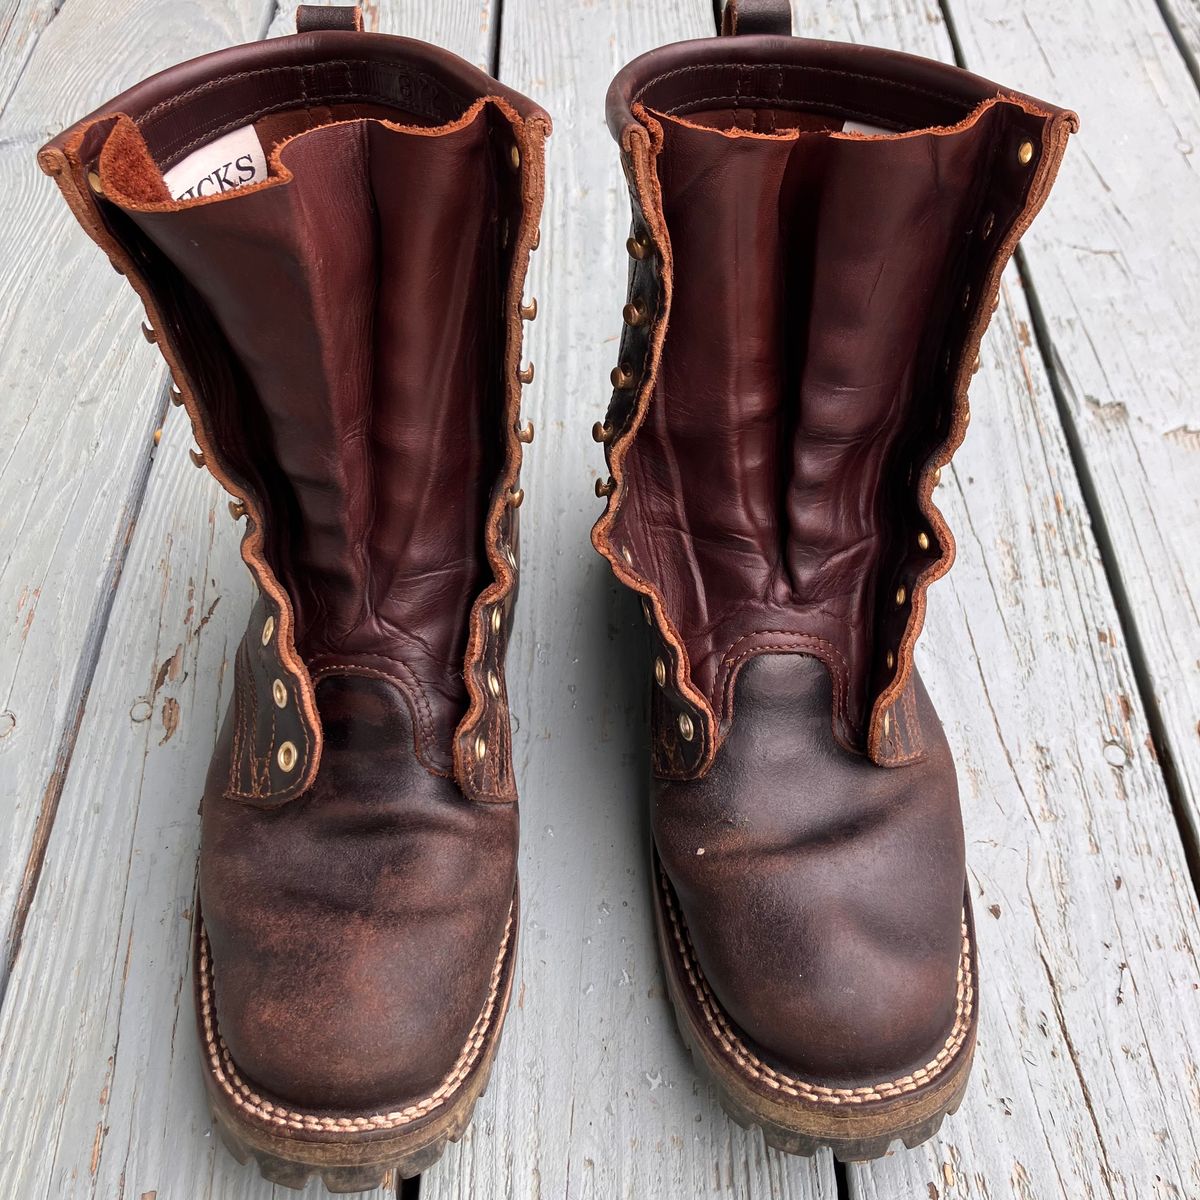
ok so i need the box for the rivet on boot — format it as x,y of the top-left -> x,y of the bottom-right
519,296 -> 538,320
141,321 -> 157,343
595,476 -> 616,498
189,448 -> 206,469
610,363 -> 634,390
592,421 -> 613,444
507,487 -> 525,509
626,233 -> 651,260
276,741 -> 297,772
516,419 -> 535,443
518,362 -> 535,384
228,500 -> 246,520
623,298 -> 647,326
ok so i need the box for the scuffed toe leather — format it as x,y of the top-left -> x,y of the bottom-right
655,654 -> 965,1086
200,674 -> 517,1112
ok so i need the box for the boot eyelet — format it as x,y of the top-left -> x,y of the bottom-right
277,741 -> 297,772
229,500 -> 247,520
610,364 -> 635,390
518,362 -> 535,385
141,321 -> 156,343
474,734 -> 488,762
189,448 -> 206,469
917,531 -> 930,551
626,233 -> 651,261
490,607 -> 503,635
895,585 -> 907,606
507,487 -> 525,509
87,169 -> 104,195
272,679 -> 287,708
677,712 -> 695,742
885,650 -> 896,670
1017,140 -> 1035,165
981,212 -> 995,239
623,298 -> 647,327
516,419 -> 535,443
595,477 -> 616,498
654,658 -> 667,687
487,669 -> 502,698
519,297 -> 538,321
592,421 -> 613,444
509,144 -> 521,171
261,615 -> 275,645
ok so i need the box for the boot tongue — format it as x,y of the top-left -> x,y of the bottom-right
720,0 -> 792,36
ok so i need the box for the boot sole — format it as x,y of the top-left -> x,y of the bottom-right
195,890 -> 519,1192
652,856 -> 977,1162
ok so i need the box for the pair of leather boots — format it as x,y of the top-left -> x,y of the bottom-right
40,0 -> 1075,1189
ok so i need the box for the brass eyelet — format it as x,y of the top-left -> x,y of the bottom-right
516,419 -> 535,443
595,477 -> 616,498
931,466 -> 943,487
189,448 -> 206,469
654,658 -> 667,687
592,421 -> 613,444
626,233 -> 651,261
87,169 -> 104,195
621,546 -> 633,566
519,297 -> 538,321
530,227 -> 541,251
917,531 -> 930,552
518,362 -> 535,385
509,144 -> 521,171
1017,140 -> 1035,166
474,734 -> 488,762
507,487 -> 525,509
272,678 -> 287,708
642,599 -> 652,625
885,650 -> 896,671
882,711 -> 893,738
622,298 -> 647,327
895,585 -> 907,606
277,741 -> 297,772
610,364 -> 634,390
261,615 -> 275,645
677,712 -> 695,742
229,500 -> 247,520
490,606 -> 503,635
487,669 -> 502,699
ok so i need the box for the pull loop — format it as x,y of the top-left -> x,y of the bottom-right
296,4 -> 364,33
720,0 -> 793,36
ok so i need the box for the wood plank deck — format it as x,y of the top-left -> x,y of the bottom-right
0,1 -> 1196,1197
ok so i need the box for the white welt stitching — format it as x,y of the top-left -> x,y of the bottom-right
199,905 -> 513,1132
661,869 -> 973,1103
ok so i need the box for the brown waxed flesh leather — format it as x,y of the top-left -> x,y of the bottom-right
627,108 -> 996,740
201,672 -> 517,1110
121,109 -> 506,754
655,654 -> 964,1084
39,23 -> 549,1136
596,33 -> 1073,1104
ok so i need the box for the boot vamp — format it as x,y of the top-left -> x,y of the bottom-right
200,672 -> 516,1112
654,653 -> 965,1086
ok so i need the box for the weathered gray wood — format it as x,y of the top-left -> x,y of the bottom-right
787,2 -> 1200,1196
418,2 -> 834,1198
0,0 -> 286,996
961,1 -> 1200,834
0,3 -> 493,1198
0,0 -> 61,116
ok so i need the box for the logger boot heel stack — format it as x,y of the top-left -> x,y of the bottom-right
593,0 -> 1076,1160
39,6 -> 549,1189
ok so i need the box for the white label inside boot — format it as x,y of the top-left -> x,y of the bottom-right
841,119 -> 892,136
163,125 -> 268,200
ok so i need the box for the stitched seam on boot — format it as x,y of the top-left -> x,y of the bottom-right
661,869 -> 973,1102
199,905 -> 513,1132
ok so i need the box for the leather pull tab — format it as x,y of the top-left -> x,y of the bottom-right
296,4 -> 364,33
720,0 -> 792,35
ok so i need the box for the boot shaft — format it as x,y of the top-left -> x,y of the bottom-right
40,23 -> 550,804
595,25 -> 1076,773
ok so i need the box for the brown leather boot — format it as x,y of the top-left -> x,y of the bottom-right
594,0 -> 1075,1160
39,7 -> 548,1188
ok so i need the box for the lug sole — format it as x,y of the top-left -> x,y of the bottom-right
652,857 -> 977,1162
197,890 -> 518,1191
